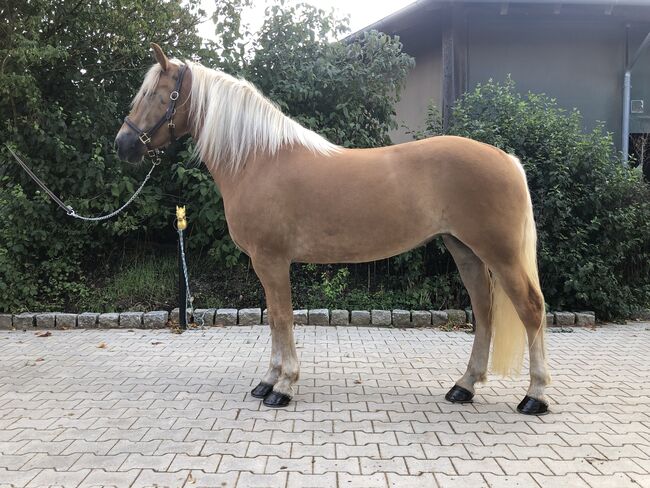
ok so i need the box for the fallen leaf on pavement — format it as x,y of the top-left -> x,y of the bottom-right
35,358 -> 44,362
36,331 -> 51,337
97,342 -> 107,349
151,341 -> 163,345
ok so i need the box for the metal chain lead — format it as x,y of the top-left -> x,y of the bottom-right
6,144 -> 158,222
68,163 -> 157,221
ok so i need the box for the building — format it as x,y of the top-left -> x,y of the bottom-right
354,0 -> 650,162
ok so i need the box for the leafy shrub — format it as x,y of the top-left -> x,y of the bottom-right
0,0 -> 412,312
418,77 -> 650,319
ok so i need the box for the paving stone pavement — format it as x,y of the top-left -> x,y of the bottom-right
0,323 -> 649,488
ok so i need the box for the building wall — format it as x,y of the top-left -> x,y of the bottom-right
390,19 -> 443,144
391,46 -> 442,143
386,9 -> 650,148
467,16 -> 625,144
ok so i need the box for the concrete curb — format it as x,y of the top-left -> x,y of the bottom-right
0,309 -> 596,329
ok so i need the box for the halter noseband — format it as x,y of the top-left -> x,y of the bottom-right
124,64 -> 188,164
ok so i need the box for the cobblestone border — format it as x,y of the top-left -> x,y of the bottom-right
0,308 -> 596,330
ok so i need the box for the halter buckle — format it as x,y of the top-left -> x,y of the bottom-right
139,133 -> 151,145
168,120 -> 176,129
147,149 -> 157,158
170,91 -> 179,101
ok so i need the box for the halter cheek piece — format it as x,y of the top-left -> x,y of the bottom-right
123,64 -> 188,164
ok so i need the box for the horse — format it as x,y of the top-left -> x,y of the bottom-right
115,43 -> 550,415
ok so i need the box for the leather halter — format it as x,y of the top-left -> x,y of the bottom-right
124,64 -> 188,163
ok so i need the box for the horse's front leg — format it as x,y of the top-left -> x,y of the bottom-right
249,257 -> 299,408
250,312 -> 281,399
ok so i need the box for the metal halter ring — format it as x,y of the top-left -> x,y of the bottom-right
170,91 -> 179,101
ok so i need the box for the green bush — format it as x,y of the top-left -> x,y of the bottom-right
419,77 -> 650,319
0,0 -> 412,313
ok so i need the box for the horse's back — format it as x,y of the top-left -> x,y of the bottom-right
224,135 -> 529,263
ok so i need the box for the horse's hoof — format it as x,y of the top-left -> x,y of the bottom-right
445,384 -> 474,403
517,395 -> 549,415
263,391 -> 292,408
251,382 -> 274,399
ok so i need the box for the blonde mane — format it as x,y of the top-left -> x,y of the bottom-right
187,61 -> 340,171
132,60 -> 340,171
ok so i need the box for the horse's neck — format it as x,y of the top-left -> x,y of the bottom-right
202,148 -> 262,196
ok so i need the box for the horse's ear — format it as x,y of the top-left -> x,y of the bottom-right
150,42 -> 169,71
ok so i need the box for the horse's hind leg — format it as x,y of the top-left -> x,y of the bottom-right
442,235 -> 492,404
492,264 -> 550,414
249,257 -> 299,408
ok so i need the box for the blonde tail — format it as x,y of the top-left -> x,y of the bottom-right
489,156 -> 546,377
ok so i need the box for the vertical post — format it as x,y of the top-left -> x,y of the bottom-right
178,230 -> 187,330
622,70 -> 631,165
176,206 -> 188,330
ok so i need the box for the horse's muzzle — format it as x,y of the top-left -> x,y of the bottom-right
115,131 -> 145,163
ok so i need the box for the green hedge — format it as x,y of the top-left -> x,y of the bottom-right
2,1 -> 648,319
417,77 -> 650,319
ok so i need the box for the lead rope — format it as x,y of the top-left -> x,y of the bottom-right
177,228 -> 205,330
6,144 -> 158,221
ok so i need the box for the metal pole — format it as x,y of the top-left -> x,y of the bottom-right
622,70 -> 631,165
622,30 -> 650,164
178,230 -> 187,330
176,206 -> 188,330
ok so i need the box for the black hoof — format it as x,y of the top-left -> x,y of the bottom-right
251,382 -> 274,399
263,391 -> 292,408
517,395 -> 549,415
445,384 -> 474,404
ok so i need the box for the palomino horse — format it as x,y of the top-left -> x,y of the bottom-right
116,44 -> 550,415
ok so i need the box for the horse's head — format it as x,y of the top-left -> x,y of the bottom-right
115,43 -> 191,163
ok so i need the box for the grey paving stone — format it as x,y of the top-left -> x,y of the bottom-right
293,309 -> 309,325
239,308 -> 261,325
0,314 -> 13,330
392,310 -> 411,327
546,313 -> 555,326
0,321 -> 647,488
575,312 -> 596,327
215,308 -> 237,326
466,309 -> 474,324
330,309 -> 350,326
55,313 -> 77,329
77,312 -> 98,328
193,308 -> 215,326
371,310 -> 392,327
170,307 -> 190,325
26,468 -> 90,487
411,310 -> 431,327
430,310 -> 448,327
13,312 -> 36,329
98,313 -> 120,328
446,309 -> 467,325
78,469 -> 140,487
263,308 -> 269,324
143,310 -> 168,329
33,313 -> 55,329
308,309 -> 330,326
554,311 -> 576,326
350,310 -> 370,326
119,312 -> 143,329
